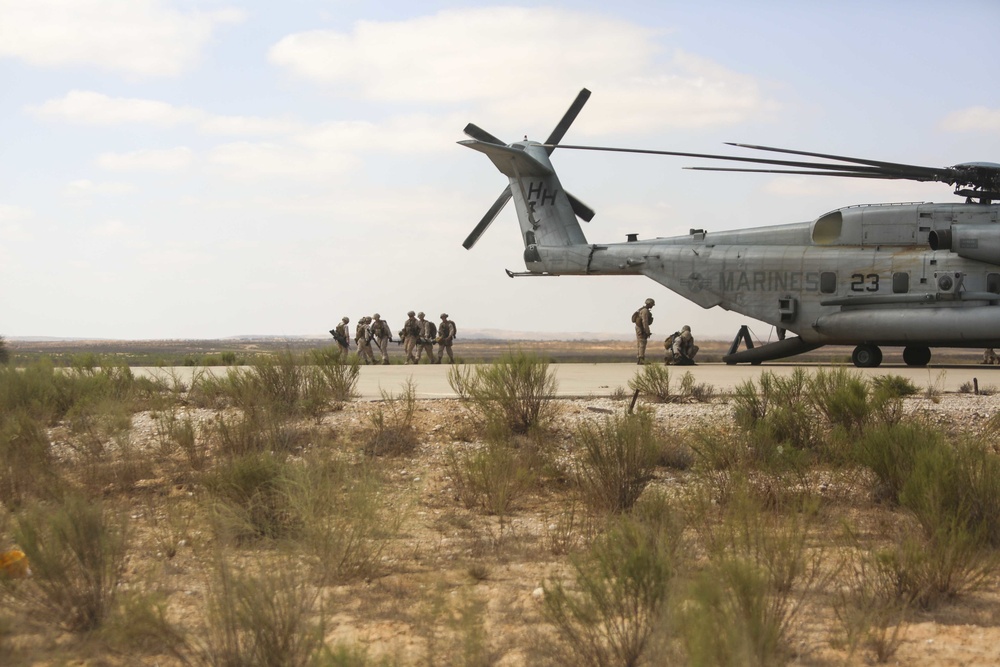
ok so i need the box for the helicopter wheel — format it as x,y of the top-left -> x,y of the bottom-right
852,344 -> 883,368
902,345 -> 932,367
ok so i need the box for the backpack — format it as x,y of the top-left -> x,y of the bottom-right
664,331 -> 679,351
631,310 -> 640,324
426,321 -> 437,339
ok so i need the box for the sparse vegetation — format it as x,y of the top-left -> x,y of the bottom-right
0,351 -> 999,665
449,351 -> 558,435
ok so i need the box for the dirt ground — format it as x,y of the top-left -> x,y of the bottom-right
5,388 -> 1000,665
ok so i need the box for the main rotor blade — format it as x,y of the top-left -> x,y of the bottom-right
463,186 -> 512,250
684,167 -> 906,179
724,143 -> 945,178
463,123 -> 506,146
544,88 -> 591,154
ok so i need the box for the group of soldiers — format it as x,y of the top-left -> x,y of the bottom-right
633,297 -> 699,365
330,311 -> 457,365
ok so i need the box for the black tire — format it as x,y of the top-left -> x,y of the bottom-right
852,344 -> 883,368
902,345 -> 931,367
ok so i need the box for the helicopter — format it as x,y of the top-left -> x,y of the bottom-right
458,88 -> 1000,367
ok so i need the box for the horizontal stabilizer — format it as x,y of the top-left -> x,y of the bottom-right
458,140 -> 553,178
722,337 -> 823,364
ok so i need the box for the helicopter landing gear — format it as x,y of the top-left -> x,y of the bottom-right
852,344 -> 883,368
903,345 -> 932,367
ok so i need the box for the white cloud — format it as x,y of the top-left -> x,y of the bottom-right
206,141 -> 357,180
97,147 -> 194,172
940,107 -> 1000,134
0,0 -> 244,77
268,8 -> 773,133
198,115 -> 303,137
29,90 -> 203,126
64,179 -> 136,197
0,204 -> 33,222
90,219 -> 132,238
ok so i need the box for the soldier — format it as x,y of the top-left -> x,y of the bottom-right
671,325 -> 699,365
370,313 -> 392,365
355,316 -> 375,365
330,316 -> 350,356
633,298 -> 654,364
416,312 -> 437,364
402,310 -> 420,364
983,348 -> 998,365
436,313 -> 457,364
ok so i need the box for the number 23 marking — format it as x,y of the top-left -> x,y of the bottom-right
850,273 -> 879,292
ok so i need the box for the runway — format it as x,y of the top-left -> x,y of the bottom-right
133,363 -> 1000,400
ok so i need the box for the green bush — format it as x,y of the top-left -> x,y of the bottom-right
8,494 -> 129,632
575,410 -> 660,512
204,452 -> 298,542
363,380 -> 418,456
446,441 -> 536,516
544,507 -> 680,667
448,351 -> 557,435
0,336 -> 9,365
628,365 -> 714,403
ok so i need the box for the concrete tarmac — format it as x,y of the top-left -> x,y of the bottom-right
134,362 -> 1000,400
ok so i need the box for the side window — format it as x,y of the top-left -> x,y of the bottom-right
820,271 -> 837,294
892,272 -> 910,294
988,273 -> 1000,294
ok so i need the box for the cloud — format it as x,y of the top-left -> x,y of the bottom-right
0,0 -> 244,77
90,219 -> 132,238
206,141 -> 358,180
64,179 -> 136,197
97,147 -> 194,172
28,90 -> 203,126
0,204 -> 33,222
268,8 -> 774,132
940,106 -> 1000,134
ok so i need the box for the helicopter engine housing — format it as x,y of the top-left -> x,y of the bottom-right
929,224 -> 1000,266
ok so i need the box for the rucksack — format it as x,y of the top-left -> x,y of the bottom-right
664,331 -> 679,350
631,310 -> 640,324
426,321 -> 437,339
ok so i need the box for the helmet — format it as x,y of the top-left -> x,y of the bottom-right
440,313 -> 448,319
373,313 -> 380,319
407,310 -> 415,317
417,311 -> 425,318
342,316 -> 349,323
681,325 -> 691,333
645,298 -> 655,307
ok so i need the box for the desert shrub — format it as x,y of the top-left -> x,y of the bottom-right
807,367 -> 872,435
446,440 -> 536,516
290,456 -> 398,583
0,336 -> 8,365
7,494 -> 129,632
226,349 -> 304,415
544,504 -> 681,667
680,482 -> 820,666
364,380 -> 418,456
732,369 -> 817,451
0,409 -> 57,506
628,365 -> 714,404
575,410 -> 660,512
855,422 -> 945,503
197,556 -> 326,667
213,410 -> 307,459
448,351 -> 557,435
204,452 -> 299,542
871,374 -> 919,398
303,347 -> 360,419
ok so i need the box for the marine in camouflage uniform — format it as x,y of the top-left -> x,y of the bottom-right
436,313 -> 456,364
416,312 -> 436,364
671,325 -> 699,365
330,317 -> 350,356
984,348 -> 999,365
370,313 -> 392,365
355,317 -> 375,365
402,310 -> 420,364
634,298 -> 654,364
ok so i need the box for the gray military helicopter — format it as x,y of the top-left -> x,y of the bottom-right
459,89 -> 1000,367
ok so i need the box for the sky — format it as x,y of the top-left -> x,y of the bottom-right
2,0 -> 1000,340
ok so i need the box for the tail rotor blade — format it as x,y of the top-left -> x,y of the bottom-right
463,186 -> 512,249
463,123 -> 506,146
566,192 -> 595,222
544,88 -> 591,153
